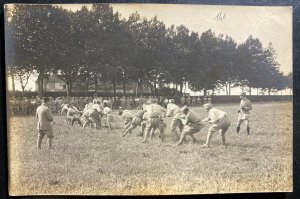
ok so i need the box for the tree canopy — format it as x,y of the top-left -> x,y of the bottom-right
5,4 -> 291,97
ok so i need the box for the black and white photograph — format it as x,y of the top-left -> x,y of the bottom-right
4,3 -> 293,195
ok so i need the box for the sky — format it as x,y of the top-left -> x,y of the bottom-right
6,3 -> 293,94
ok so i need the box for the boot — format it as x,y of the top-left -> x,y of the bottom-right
247,127 -> 250,135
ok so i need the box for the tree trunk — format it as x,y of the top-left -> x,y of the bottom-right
229,83 -> 231,96
123,71 -> 126,95
225,83 -> 228,96
179,82 -> 183,94
139,78 -> 143,97
203,88 -> 207,97
249,87 -> 252,96
85,78 -> 89,97
268,88 -> 271,95
135,82 -> 138,97
37,73 -> 44,97
154,81 -> 157,96
113,71 -> 116,99
94,74 -> 98,93
11,73 -> 15,93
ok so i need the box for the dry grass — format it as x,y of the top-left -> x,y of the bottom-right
7,102 -> 292,195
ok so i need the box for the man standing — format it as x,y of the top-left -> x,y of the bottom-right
103,102 -> 113,132
201,103 -> 231,148
166,99 -> 184,140
177,106 -> 204,145
36,97 -> 54,149
236,92 -> 252,135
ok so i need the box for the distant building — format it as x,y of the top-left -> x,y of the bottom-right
35,75 -> 147,94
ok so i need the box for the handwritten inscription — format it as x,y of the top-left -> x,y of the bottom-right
213,12 -> 226,22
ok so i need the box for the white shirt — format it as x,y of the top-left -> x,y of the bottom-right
207,108 -> 227,123
166,103 -> 182,118
91,104 -> 102,113
143,104 -> 166,119
67,106 -> 79,116
103,107 -> 112,115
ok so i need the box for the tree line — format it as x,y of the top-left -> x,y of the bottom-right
5,4 -> 292,97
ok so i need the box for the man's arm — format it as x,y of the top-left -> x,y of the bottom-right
47,109 -> 54,122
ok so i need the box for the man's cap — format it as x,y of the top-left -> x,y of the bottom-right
181,105 -> 189,112
240,92 -> 246,96
203,103 -> 213,109
169,99 -> 175,103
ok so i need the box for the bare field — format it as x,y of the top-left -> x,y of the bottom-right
7,102 -> 293,195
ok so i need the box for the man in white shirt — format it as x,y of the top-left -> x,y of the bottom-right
236,92 -> 252,135
142,100 -> 167,143
201,103 -> 231,148
103,103 -> 113,132
119,109 -> 134,132
166,99 -> 184,140
88,101 -> 103,129
122,109 -> 146,137
65,102 -> 81,126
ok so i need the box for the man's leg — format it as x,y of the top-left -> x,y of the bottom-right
142,123 -> 151,143
124,119 -> 132,132
177,125 -> 190,145
201,125 -> 218,148
245,118 -> 250,135
170,118 -> 180,140
47,137 -> 53,149
37,131 -> 45,149
137,121 -> 146,136
221,126 -> 229,146
236,119 -> 244,133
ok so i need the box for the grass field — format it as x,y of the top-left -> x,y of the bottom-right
7,102 -> 293,195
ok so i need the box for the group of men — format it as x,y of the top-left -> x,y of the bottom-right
9,94 -> 211,116
35,92 -> 252,150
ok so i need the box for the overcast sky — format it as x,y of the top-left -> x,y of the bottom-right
63,3 -> 292,74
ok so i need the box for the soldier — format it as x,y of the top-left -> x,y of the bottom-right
81,109 -> 94,128
142,100 -> 167,143
177,106 -> 204,145
196,96 -> 202,106
20,97 -> 29,116
180,96 -> 186,106
121,96 -> 127,110
61,103 -> 69,116
236,92 -> 252,135
103,103 -> 113,132
122,109 -> 146,137
186,95 -> 191,106
166,99 -> 184,140
107,97 -> 113,109
191,96 -> 196,106
65,102 -> 81,126
128,96 -> 134,110
134,97 -> 139,109
36,97 -> 54,149
201,103 -> 231,148
119,109 -> 134,133
88,101 -> 103,130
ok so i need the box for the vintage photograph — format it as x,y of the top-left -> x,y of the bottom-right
5,3 -> 292,195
